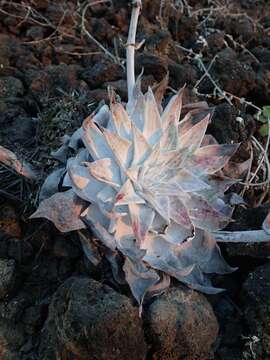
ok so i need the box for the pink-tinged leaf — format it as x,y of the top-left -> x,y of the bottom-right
143,87 -> 162,143
68,164 -> 104,202
177,265 -> 224,294
131,123 -> 151,165
159,122 -> 179,151
126,165 -> 140,182
178,114 -> 210,154
153,74 -> 169,112
81,204 -> 116,250
184,194 -> 231,231
223,158 -> 251,178
123,257 -> 159,308
180,229 -> 236,274
142,234 -> 195,277
111,102 -> 132,140
263,213 -> 270,235
169,197 -> 193,229
201,134 -> 218,146
143,192 -> 170,223
85,158 -> 121,189
102,127 -> 132,169
172,169 -> 210,192
129,93 -> 145,132
112,213 -> 135,245
186,143 -> 239,175
30,190 -> 86,232
115,179 -> 145,205
162,221 -> 193,244
161,87 -> 184,129
0,146 -> 37,180
82,117 -> 113,160
128,203 -> 155,244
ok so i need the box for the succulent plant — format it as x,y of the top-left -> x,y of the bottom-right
31,82 -> 242,306
31,0 -> 270,309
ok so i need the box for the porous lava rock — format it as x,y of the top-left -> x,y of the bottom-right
144,285 -> 219,360
0,259 -> 17,299
242,263 -> 270,358
39,276 -> 147,360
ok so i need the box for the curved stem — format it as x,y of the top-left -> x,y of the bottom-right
126,0 -> 142,103
212,229 -> 270,243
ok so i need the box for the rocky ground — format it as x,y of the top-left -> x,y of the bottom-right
0,0 -> 270,359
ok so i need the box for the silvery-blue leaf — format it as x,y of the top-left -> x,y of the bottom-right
39,167 -> 65,202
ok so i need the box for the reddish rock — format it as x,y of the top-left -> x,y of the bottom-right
145,285 -> 219,360
39,277 -> 147,360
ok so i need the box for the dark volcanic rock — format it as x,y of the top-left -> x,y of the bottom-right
0,76 -> 24,98
80,61 -> 123,88
145,285 -> 219,360
136,53 -> 168,82
168,62 -> 198,89
242,263 -> 270,358
0,259 -> 17,299
39,276 -> 147,360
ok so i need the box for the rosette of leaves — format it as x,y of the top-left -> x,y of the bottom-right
31,82 -> 244,306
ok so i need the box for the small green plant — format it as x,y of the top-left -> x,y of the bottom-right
256,106 -> 270,137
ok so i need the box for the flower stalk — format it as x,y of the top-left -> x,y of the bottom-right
126,0 -> 142,104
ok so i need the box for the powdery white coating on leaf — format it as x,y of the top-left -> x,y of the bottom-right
34,84 -> 245,306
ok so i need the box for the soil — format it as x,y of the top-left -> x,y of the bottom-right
0,0 -> 270,359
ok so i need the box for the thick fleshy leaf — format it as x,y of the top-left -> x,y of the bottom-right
115,179 -> 145,205
129,93 -> 145,131
186,143 -> 239,175
31,190 -> 86,232
172,169 -> 210,192
161,88 -> 183,129
81,204 -> 116,250
39,167 -> 65,201
51,135 -> 70,163
177,265 -> 224,294
178,115 -> 210,155
86,158 -> 121,189
179,229 -> 236,274
68,165 -> 104,202
102,127 -> 132,169
92,104 -> 110,127
143,88 -> 162,144
69,128 -> 83,151
153,74 -> 168,112
123,257 -> 159,308
168,197 -> 193,229
162,222 -> 193,244
111,102 -> 132,140
82,117 -> 113,160
184,194 -> 231,231
128,203 -> 155,244
143,192 -> 170,223
131,123 -> 151,165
